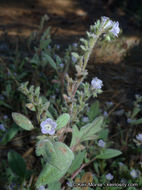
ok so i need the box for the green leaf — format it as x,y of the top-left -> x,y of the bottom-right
44,54 -> 57,70
98,129 -> 109,140
80,116 -> 103,142
87,101 -> 100,121
8,150 -> 26,178
70,125 -> 81,147
46,110 -> 54,120
36,139 -> 56,159
70,117 -> 103,148
25,103 -> 36,111
131,118 -> 142,125
68,150 -> 86,174
35,86 -> 40,97
12,112 -> 34,131
71,52 -> 80,59
0,125 -> 19,145
96,149 -> 122,159
0,100 -> 12,109
56,113 -> 70,130
36,142 -> 74,187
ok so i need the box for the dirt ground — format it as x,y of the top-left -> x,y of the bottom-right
0,0 -> 142,110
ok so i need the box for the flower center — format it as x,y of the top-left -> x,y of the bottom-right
44,123 -> 52,131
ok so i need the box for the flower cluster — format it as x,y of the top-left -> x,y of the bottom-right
130,169 -> 138,179
106,173 -> 114,181
91,77 -> 103,90
101,16 -> 120,37
98,139 -> 106,148
136,133 -> 142,142
40,118 -> 57,135
0,124 -> 6,131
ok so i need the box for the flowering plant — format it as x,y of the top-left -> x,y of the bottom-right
10,17 -> 123,189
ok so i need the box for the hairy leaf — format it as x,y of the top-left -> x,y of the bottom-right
56,113 -> 70,130
96,149 -> 122,159
12,112 -> 34,131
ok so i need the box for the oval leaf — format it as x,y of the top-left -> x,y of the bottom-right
56,113 -> 70,130
8,150 -> 26,177
44,54 -> 57,70
96,149 -> 122,159
36,142 -> 74,187
12,112 -> 34,131
0,125 -> 19,145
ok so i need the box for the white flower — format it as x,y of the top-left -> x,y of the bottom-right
106,101 -> 113,107
0,124 -> 6,131
3,115 -> 8,120
91,77 -> 103,90
98,139 -> 106,148
82,116 -> 89,123
136,133 -> 142,142
56,45 -> 60,49
110,21 -> 120,37
118,162 -> 124,167
101,16 -> 113,29
106,173 -> 114,181
50,95 -> 56,99
72,55 -> 77,63
72,43 -> 77,47
130,169 -> 138,179
101,16 -> 120,37
40,118 -> 57,135
127,118 -> 132,123
59,63 -> 64,68
103,111 -> 108,117
38,186 -> 45,190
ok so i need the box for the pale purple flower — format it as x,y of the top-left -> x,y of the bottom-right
118,162 -> 124,167
40,118 -> 57,135
50,95 -> 56,99
98,139 -> 106,148
110,21 -> 120,37
0,95 -> 4,100
67,181 -> 73,187
103,111 -> 108,117
106,173 -> 114,181
136,133 -> 142,142
91,77 -> 103,90
82,116 -> 89,123
72,55 -> 77,63
59,63 -> 64,68
106,101 -> 113,107
0,124 -> 6,131
101,16 -> 113,29
101,16 -> 120,37
56,45 -> 60,49
72,43 -> 77,47
127,118 -> 132,123
130,169 -> 138,179
38,186 -> 45,190
3,115 -> 8,120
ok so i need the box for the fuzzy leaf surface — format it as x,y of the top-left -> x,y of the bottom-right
56,113 -> 70,130
12,112 -> 34,131
36,142 -> 74,187
96,148 -> 122,159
